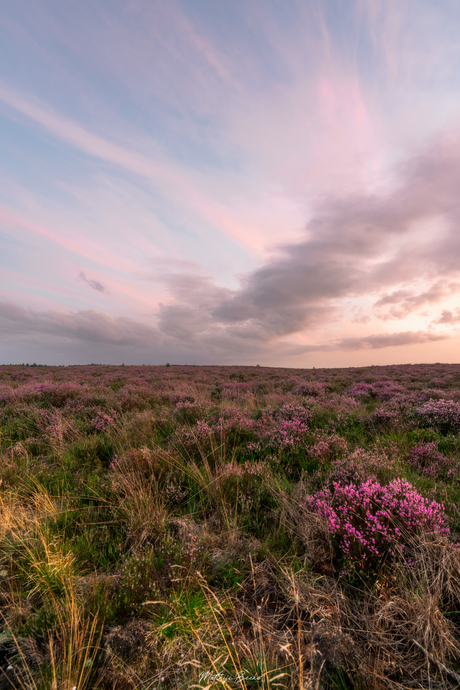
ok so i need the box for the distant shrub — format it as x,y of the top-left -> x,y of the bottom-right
90,408 -> 119,432
366,407 -> 400,433
349,381 -> 405,401
406,442 -> 460,479
330,448 -> 395,485
0,385 -> 14,405
416,388 -> 448,402
266,403 -> 311,449
173,400 -> 204,424
308,432 -> 348,463
348,382 -> 374,398
292,381 -> 326,397
220,381 -> 253,401
413,399 -> 460,434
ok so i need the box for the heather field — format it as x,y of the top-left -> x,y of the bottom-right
2,364 -> 460,689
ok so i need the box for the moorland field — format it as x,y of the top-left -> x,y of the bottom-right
1,363 -> 460,688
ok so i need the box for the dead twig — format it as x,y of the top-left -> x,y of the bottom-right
412,639 -> 460,686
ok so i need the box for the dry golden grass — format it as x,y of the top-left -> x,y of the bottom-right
0,479 -> 104,690
110,467 -> 169,550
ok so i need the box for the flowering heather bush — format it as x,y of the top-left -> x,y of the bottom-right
44,410 -> 79,447
0,404 -> 45,433
175,419 -> 216,450
305,478 -> 449,575
308,432 -> 348,463
33,381 -> 87,408
406,442 -> 460,479
348,382 -> 374,398
366,407 -> 401,433
330,448 -> 395,485
63,392 -> 114,414
0,385 -> 14,405
336,394 -> 360,410
371,380 -> 406,400
413,398 -> 460,433
249,403 -> 311,451
291,381 -> 326,397
429,376 -> 453,388
275,401 -> 311,423
415,388 -> 449,402
203,406 -> 257,448
210,405 -> 254,430
220,381 -> 254,401
0,406 -> 78,446
308,395 -> 360,426
348,380 -> 405,400
90,408 -> 119,432
174,406 -> 258,453
173,400 -> 205,424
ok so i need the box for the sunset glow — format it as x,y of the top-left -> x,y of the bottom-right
2,0 -> 460,365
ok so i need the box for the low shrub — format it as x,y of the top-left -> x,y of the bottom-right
406,442 -> 460,480
414,398 -> 460,434
305,478 -> 450,577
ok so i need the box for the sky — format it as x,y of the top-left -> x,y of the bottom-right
2,0 -> 460,366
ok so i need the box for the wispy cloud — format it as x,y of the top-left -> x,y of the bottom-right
79,272 -> 107,294
374,282 -> 460,320
335,330 -> 448,351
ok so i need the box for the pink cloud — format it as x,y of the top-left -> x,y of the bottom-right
433,308 -> 460,325
0,206 -> 136,272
